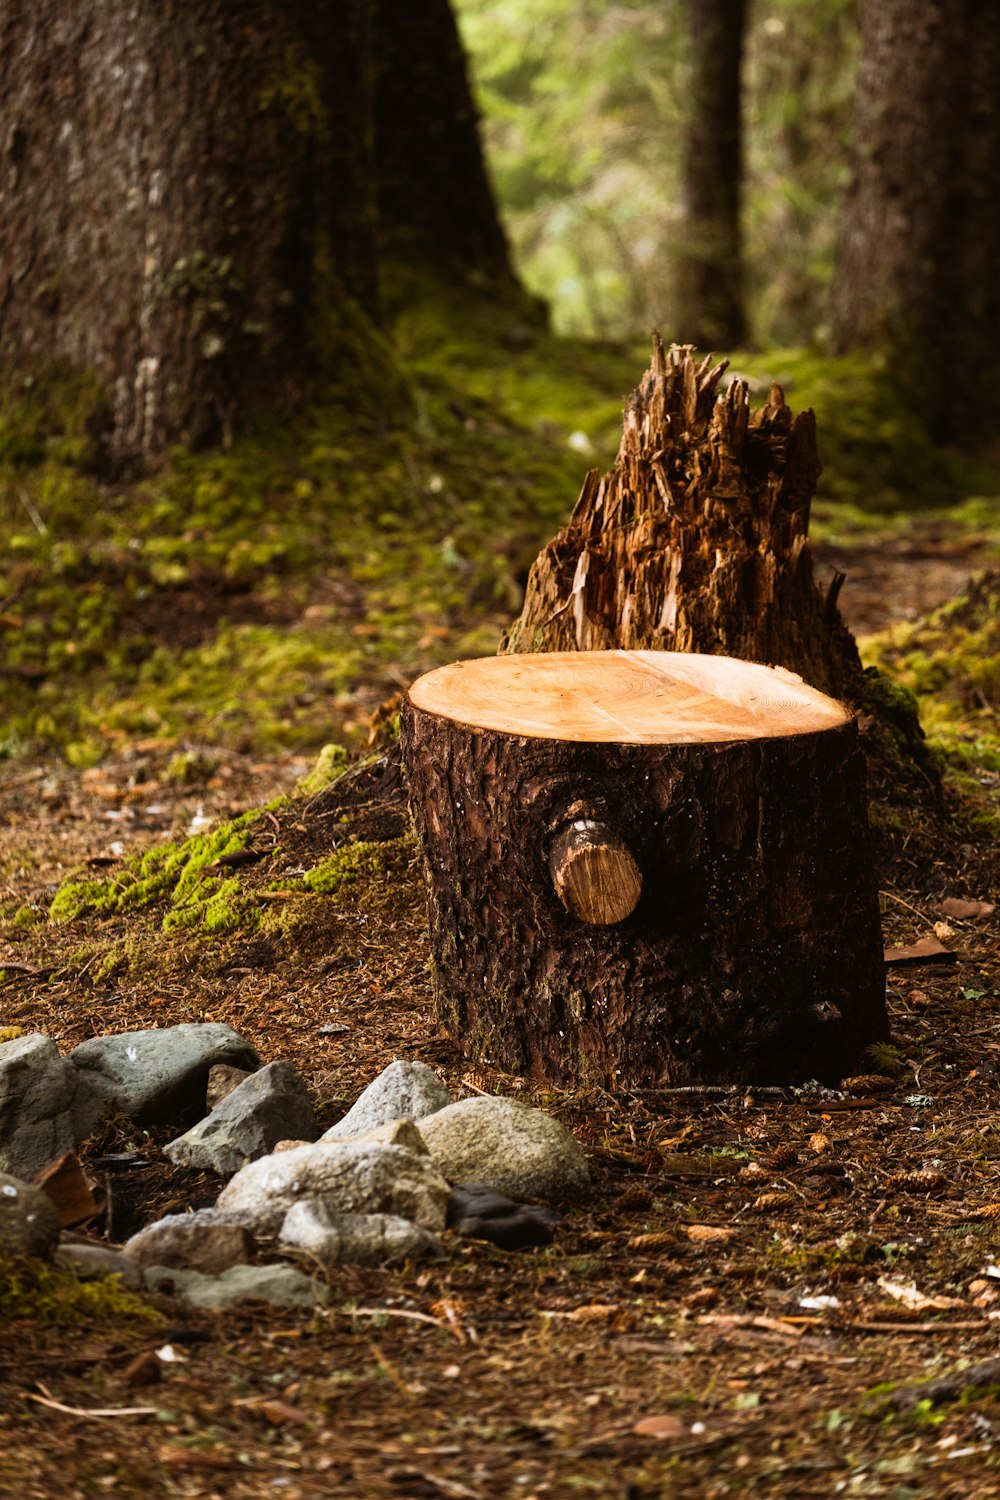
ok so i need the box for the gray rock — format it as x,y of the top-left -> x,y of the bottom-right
163,1061 -> 316,1175
447,1181 -> 558,1250
216,1140 -> 451,1235
55,1240 -> 145,1289
279,1200 -> 440,1266
123,1209 -> 257,1275
418,1097 -> 590,1203
322,1060 -> 451,1140
144,1261 -> 324,1309
335,1118 -> 428,1153
0,1032 -> 94,1177
68,1023 -> 260,1134
0,1171 -> 61,1259
206,1063 -> 255,1111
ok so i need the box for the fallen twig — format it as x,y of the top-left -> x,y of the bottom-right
23,1382 -> 158,1420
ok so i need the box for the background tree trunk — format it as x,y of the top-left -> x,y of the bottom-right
674,0 -> 747,349
0,0 -> 519,461
373,0 -> 517,293
830,0 -> 1000,438
503,339 -> 862,702
0,0 -> 380,459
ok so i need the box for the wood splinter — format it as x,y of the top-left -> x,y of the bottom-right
548,819 -> 642,925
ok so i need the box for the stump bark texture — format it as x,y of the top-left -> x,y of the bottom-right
402,651 -> 888,1088
503,339 -> 862,702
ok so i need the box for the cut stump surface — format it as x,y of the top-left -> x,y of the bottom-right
402,651 -> 888,1087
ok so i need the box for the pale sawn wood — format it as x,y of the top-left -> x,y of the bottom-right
408,650 -> 851,745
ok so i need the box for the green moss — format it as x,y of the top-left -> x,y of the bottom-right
859,1043 -> 909,1079
864,573 -> 1000,805
297,743 -> 351,797
258,44 -> 329,140
49,805 -> 278,928
295,835 -> 414,895
0,1026 -> 25,1043
0,1257 -> 161,1326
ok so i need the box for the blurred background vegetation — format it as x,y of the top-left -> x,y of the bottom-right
458,0 -> 856,344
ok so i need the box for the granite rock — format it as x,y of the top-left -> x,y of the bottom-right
0,1032 -> 96,1177
418,1097 -> 590,1203
144,1261 -> 324,1309
216,1140 -> 451,1235
321,1060 -> 451,1140
164,1061 -> 316,1175
123,1209 -> 257,1275
68,1023 -> 260,1134
279,1199 -> 440,1265
0,1171 -> 61,1259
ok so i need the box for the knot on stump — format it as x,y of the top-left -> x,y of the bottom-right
548,819 -> 642,926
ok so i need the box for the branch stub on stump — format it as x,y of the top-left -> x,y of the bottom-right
402,650 -> 888,1088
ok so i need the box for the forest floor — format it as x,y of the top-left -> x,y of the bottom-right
3,311 -> 1000,1495
3,522 -> 1000,1499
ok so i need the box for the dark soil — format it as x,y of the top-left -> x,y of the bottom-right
2,538 -> 1000,1499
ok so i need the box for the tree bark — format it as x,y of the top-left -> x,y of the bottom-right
0,0 -> 520,461
372,0 -> 517,292
402,651 -> 888,1088
0,0 -> 381,460
503,339 -> 862,702
830,0 -> 1000,437
674,0 -> 747,349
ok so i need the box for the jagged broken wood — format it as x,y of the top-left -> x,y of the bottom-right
402,650 -> 888,1088
503,338 -> 861,701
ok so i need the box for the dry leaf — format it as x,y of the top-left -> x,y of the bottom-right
155,1447 -> 236,1470
32,1152 -> 100,1227
875,1277 -> 964,1312
884,936 -> 956,965
737,1162 -> 768,1183
633,1413 -> 686,1440
937,897 -> 995,920
566,1303 -> 618,1322
686,1224 -> 733,1245
239,1398 -> 313,1427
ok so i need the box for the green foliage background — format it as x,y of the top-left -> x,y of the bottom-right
457,0 -> 857,342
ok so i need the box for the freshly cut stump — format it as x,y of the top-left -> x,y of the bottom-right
401,650 -> 888,1087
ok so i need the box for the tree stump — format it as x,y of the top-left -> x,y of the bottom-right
401,650 -> 888,1087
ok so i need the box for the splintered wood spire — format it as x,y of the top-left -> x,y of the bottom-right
503,337 -> 862,700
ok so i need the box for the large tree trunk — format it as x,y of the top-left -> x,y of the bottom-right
402,651 -> 888,1087
503,339 -> 862,702
0,0 -> 379,460
830,0 -> 1000,437
0,0 -> 520,461
372,0 -> 517,292
674,0 -> 747,348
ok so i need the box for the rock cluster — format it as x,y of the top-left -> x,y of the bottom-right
0,1024 -> 590,1310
